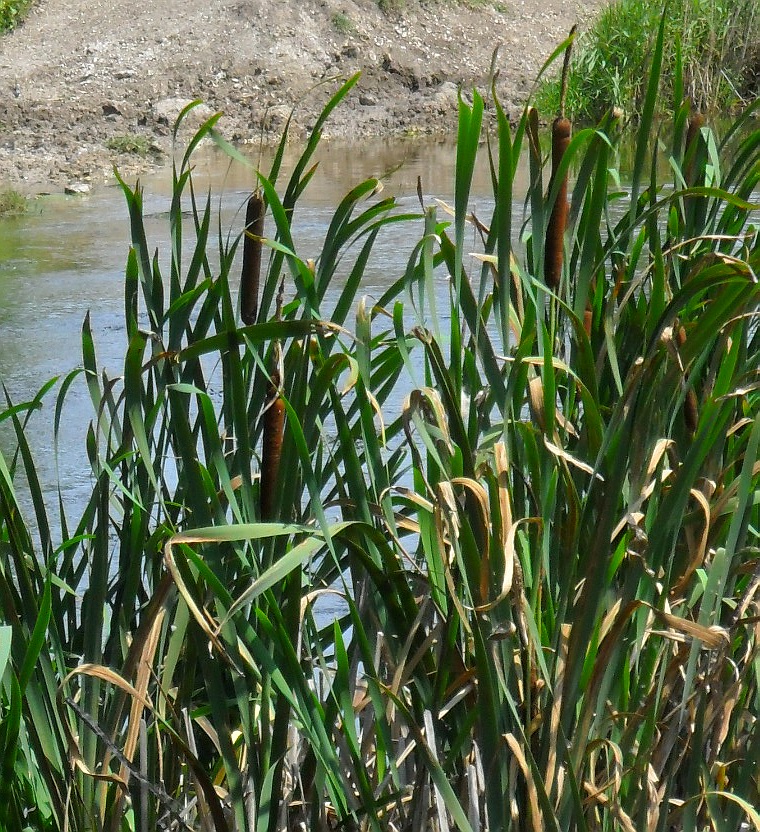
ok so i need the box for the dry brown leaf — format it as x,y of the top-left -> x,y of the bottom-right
504,733 -> 542,832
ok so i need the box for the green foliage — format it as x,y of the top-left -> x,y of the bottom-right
105,134 -> 154,156
377,0 -> 404,16
536,0 -> 760,120
1,31 -> 759,831
0,0 -> 32,32
0,188 -> 27,216
331,11 -> 355,34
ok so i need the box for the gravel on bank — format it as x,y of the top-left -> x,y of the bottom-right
0,0 -> 606,190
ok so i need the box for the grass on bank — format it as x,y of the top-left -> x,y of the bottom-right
0,0 -> 32,31
537,0 -> 760,120
1,19 -> 759,832
106,134 -> 155,156
332,11 -> 356,34
0,187 -> 27,216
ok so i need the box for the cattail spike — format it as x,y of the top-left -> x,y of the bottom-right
544,116 -> 571,290
260,376 -> 285,520
544,28 -> 575,292
684,112 -> 705,187
583,306 -> 593,338
240,191 -> 265,326
259,280 -> 286,520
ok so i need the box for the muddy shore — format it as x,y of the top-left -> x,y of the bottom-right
0,0 -> 606,190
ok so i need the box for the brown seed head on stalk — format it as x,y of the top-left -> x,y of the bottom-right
259,280 -> 286,520
684,111 -> 705,188
684,384 -> 699,436
260,373 -> 285,520
543,26 -> 575,292
527,106 -> 541,164
583,306 -> 593,338
544,117 -> 571,290
240,191 -> 265,326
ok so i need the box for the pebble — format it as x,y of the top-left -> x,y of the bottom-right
152,98 -> 214,126
65,182 -> 91,195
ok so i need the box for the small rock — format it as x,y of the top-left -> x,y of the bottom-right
359,94 -> 378,106
152,97 -> 214,127
65,182 -> 91,195
102,102 -> 122,116
435,81 -> 459,103
264,104 -> 292,128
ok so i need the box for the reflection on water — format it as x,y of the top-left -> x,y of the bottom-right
0,137 -> 525,527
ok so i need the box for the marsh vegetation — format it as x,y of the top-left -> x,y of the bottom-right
0,187 -> 27,216
1,24 -> 759,832
537,0 -> 760,120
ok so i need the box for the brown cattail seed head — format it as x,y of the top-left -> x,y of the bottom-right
583,307 -> 593,338
240,193 -> 265,326
544,117 -> 571,291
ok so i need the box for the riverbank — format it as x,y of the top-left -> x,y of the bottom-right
0,0 -> 605,189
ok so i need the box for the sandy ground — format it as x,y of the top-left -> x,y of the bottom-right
0,0 -> 606,189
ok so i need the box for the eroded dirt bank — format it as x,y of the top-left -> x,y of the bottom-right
0,0 -> 605,189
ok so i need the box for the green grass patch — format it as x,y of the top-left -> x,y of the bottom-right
105,133 -> 153,155
0,0 -> 33,32
331,11 -> 355,34
377,0 -> 404,15
537,0 -> 760,120
0,187 -> 27,216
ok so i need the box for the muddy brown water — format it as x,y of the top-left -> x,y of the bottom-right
0,137 -> 530,528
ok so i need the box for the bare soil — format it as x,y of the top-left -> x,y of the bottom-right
0,0 -> 606,189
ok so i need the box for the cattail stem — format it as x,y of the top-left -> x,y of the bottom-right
559,25 -> 577,121
240,191 -> 265,326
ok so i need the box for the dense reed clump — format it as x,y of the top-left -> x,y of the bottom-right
1,20 -> 759,832
537,0 -> 760,120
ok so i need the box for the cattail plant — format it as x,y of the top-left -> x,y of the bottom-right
3,43 -> 760,832
544,26 -> 576,291
240,190 -> 265,325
